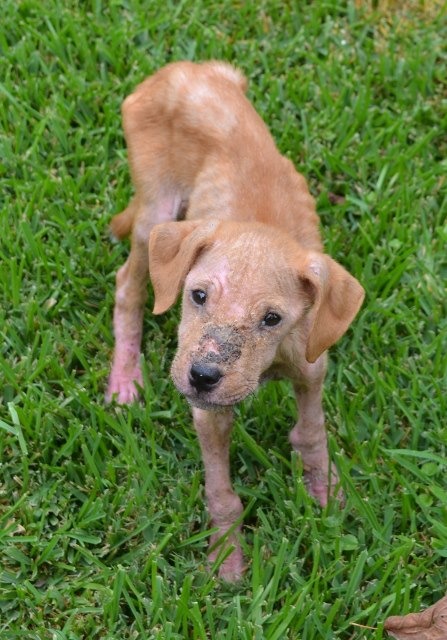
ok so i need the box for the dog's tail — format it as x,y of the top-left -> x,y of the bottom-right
110,201 -> 135,239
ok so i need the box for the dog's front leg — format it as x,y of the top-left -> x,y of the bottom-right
289,357 -> 342,506
192,406 -> 245,581
107,231 -> 148,404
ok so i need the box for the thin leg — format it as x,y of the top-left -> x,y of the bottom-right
289,358 -> 342,506
107,192 -> 183,403
192,406 -> 244,581
106,233 -> 149,403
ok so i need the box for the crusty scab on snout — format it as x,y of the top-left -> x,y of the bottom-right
197,324 -> 244,365
177,324 -> 246,408
171,322 -> 258,410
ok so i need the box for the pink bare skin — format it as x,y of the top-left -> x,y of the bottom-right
193,407 -> 244,581
107,194 -> 183,403
106,61 -> 364,580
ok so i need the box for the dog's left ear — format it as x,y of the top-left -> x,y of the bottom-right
149,220 -> 217,314
298,253 -> 365,363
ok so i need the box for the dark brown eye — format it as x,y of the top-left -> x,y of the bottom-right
191,289 -> 207,305
262,312 -> 282,327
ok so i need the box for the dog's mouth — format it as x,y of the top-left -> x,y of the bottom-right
171,348 -> 259,410
175,376 -> 255,410
183,392 -> 237,411
184,385 -> 256,410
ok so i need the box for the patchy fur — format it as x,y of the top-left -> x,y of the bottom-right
107,61 -> 364,580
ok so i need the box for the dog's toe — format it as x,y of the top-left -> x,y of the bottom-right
208,530 -> 245,582
304,468 -> 344,507
215,547 -> 245,583
106,369 -> 143,404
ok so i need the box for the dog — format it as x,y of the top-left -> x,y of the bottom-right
106,61 -> 364,581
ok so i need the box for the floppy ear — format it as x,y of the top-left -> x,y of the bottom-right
298,253 -> 365,363
149,220 -> 217,314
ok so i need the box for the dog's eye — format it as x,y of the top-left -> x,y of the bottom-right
262,312 -> 282,327
191,289 -> 207,305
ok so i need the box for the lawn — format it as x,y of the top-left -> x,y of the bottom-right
1,1 -> 446,638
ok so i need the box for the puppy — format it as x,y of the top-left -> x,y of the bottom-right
107,61 -> 364,581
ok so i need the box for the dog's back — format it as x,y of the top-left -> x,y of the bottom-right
123,61 -> 248,140
112,61 -> 321,251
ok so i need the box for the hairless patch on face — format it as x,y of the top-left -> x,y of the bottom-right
195,324 -> 245,365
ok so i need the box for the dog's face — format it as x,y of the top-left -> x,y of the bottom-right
172,233 -> 311,408
149,220 -> 364,410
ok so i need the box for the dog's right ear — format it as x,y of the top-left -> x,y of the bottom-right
149,220 -> 216,314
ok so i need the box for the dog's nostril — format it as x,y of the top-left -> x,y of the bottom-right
189,363 -> 223,392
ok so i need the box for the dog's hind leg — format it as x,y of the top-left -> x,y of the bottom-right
192,406 -> 245,582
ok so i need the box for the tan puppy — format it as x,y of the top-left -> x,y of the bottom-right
107,61 -> 364,581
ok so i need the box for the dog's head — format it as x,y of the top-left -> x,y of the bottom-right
149,220 -> 364,410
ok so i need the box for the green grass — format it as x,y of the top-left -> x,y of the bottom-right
1,0 -> 446,637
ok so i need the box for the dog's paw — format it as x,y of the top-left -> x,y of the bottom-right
304,468 -> 344,507
217,547 -> 245,582
208,531 -> 245,582
209,544 -> 245,582
106,368 -> 143,404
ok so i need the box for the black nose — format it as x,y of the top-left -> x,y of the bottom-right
189,363 -> 223,392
